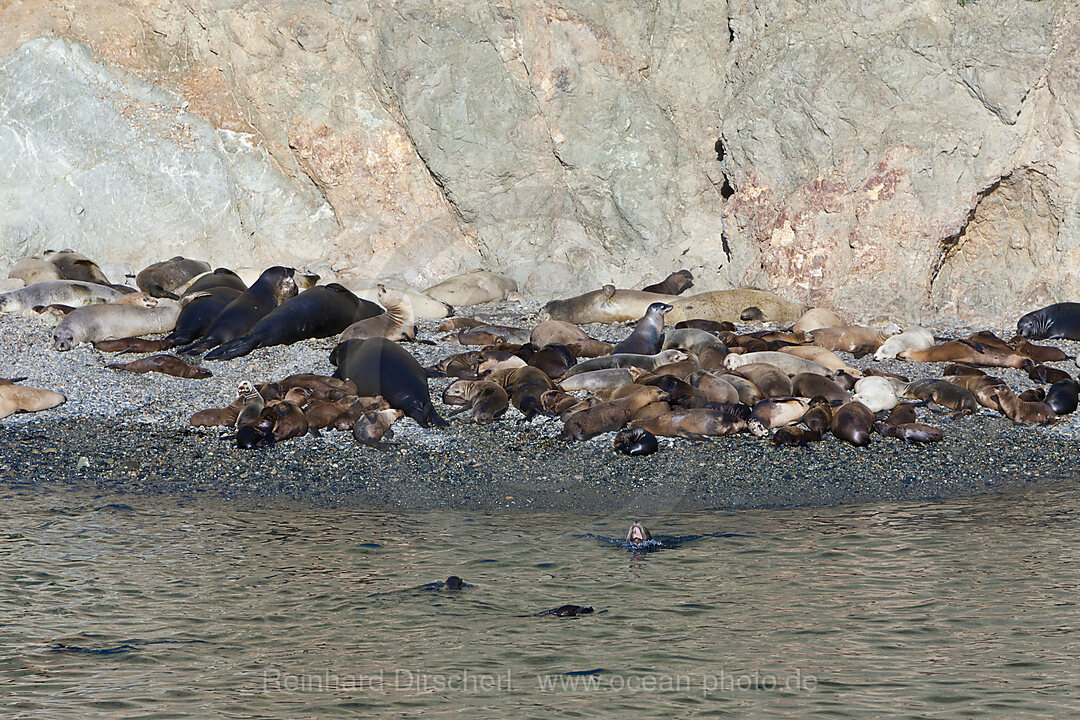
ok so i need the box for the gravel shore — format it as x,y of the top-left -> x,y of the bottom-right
2,305 -> 1078,512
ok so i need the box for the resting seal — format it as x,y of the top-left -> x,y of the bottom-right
641,270 -> 693,295
0,281 -> 124,314
53,300 -> 182,351
136,257 -> 211,299
331,338 -> 447,427
338,285 -> 416,343
43,250 -> 110,285
613,428 -> 658,456
178,267 -> 298,355
1017,303 -> 1080,340
0,383 -> 67,419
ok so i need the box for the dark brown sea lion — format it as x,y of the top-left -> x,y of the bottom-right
831,401 -> 874,446
303,396 -> 357,430
1017,303 -> 1080,340
900,379 -> 979,414
43,250 -> 109,285
436,317 -> 485,332
629,407 -> 748,439
268,401 -> 309,441
674,319 -> 736,333
791,373 -> 848,404
772,427 -> 822,446
614,429 -> 659,456
801,397 -> 833,435
641,270 -> 694,295
178,266 -> 298,355
106,354 -> 212,379
94,337 -> 174,353
1007,335 -> 1069,363
1028,364 -> 1073,384
527,344 -> 576,379
331,338 -> 447,428
809,326 -> 891,354
559,386 -> 667,441
612,302 -> 673,355
993,387 -> 1057,424
1045,379 -> 1079,415
427,351 -> 482,379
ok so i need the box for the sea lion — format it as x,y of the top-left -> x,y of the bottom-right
483,366 -> 555,423
674,319 -> 736,333
0,280 -> 125,314
560,386 -> 667,441
1017,303 -> 1080,340
1005,336 -> 1068,363
641,270 -> 694,295
801,398 -> 833,435
559,368 -> 643,392
345,282 -> 452,320
136,257 -> 211,299
350,409 -> 403,449
562,350 -> 687,378
1029,364 -> 1073,384
178,267 -> 298,355
778,346 -> 859,375
851,376 -> 899,413
830,401 -> 875,446
442,379 -> 510,424
452,325 -> 532,345
629,407 -> 748,439
613,302 -> 672,355
1044,379 -> 1079,415
424,269 -> 517,306
436,317 -> 484,331
268,401 -> 309,441
331,338 -> 447,427
8,257 -> 62,285
899,379 -> 979,414
810,326 -> 892,354
43,250 -> 109,285
107,354 -> 212,379
235,381 -> 265,428
748,398 -> 809,436
529,321 -> 613,358
626,520 -> 654,543
725,351 -> 831,377
527,344 -> 576,379
874,326 -> 934,360
899,340 -> 1032,369
772,426 -> 822,446
0,384 -> 67,419
528,605 -> 595,617
877,422 -> 943,443
791,373 -> 849,404
993,387 -> 1057,424
163,270 -> 248,347
732,363 -> 793,398
94,337 -> 174,353
687,371 -> 740,405
338,284 -> 417,343
52,300 -> 182,351
790,308 -> 846,333
206,283 -> 375,361
715,373 -> 763,406
662,328 -> 729,356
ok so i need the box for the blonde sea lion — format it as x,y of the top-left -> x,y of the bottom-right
899,340 -> 1032,369
748,398 -> 809,436
0,384 -> 67,419
778,346 -> 860,375
810,326 -> 892,354
851,376 -> 899,413
338,285 -> 417,343
790,308 -> 846,333
874,326 -> 934,360
559,368 -> 644,392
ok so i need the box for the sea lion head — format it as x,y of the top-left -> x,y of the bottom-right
647,302 -> 674,317
626,521 -> 653,545
445,576 -> 464,590
747,418 -> 769,437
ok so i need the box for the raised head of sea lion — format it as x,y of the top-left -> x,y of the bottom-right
352,409 -> 404,449
338,284 -> 417,344
613,428 -> 659,456
641,270 -> 694,295
613,302 -> 672,355
626,521 -> 654,544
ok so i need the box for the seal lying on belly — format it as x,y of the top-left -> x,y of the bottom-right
136,256 -> 211,299
177,267 -> 298,355
330,337 -> 447,428
1017,303 -> 1080,340
163,269 -> 248,347
0,281 -> 124,314
205,284 -> 376,360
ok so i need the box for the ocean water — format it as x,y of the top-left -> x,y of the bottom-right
1,482 -> 1078,718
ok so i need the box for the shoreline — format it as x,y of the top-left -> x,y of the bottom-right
2,306 -> 1079,512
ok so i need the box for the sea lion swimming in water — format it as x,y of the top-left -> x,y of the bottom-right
626,521 -> 653,544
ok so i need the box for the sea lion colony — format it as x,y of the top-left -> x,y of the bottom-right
2,252 -> 1078,456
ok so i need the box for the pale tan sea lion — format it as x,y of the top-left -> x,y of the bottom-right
0,384 -> 67,419
899,341 -> 1032,369
559,368 -> 644,392
809,326 -> 892,353
725,351 -> 831,377
778,346 -> 860,375
874,326 -> 934,360
748,398 -> 809,436
791,308 -> 846,334
850,376 -> 899,413
338,285 -> 417,343
52,299 -> 183,351
8,257 -> 62,285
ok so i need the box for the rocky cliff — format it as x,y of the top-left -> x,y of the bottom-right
1,0 -> 1076,324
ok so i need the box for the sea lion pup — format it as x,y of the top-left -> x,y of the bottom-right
562,350 -> 687,378
801,397 -> 833,435
476,349 -> 527,376
107,354 -> 212,379
725,351 -> 831,377
42,250 -> 110,285
351,409 -> 403,448
771,426 -> 822,446
436,317 -> 484,331
0,280 -> 125,314
899,379 -> 979,414
1007,335 -> 1069,363
206,283 -> 371,360
874,326 -> 934,360
663,328 -> 729,356
791,373 -> 849,404
613,302 -> 672,355
899,340 -> 1033,370
442,379 -> 510,424
559,386 -> 667,441
52,298 -> 183,351
540,389 -> 581,417
876,421 -> 944,443
831,401 -> 875,446
486,366 -> 557,422
527,344 -> 576,379
338,284 -> 417,343
529,320 -> 613,358
674,319 -> 736,333
426,351 -> 482,379
992,387 -> 1057,424
625,520 -> 655,543
267,401 -> 309,441
851,376 -> 899,413
93,337 -> 173,353
809,326 -> 892,354
559,368 -> 643,392
715,372 -> 763,406
136,257 -> 211,299
731,363 -> 792,398
629,406 -> 748,439
302,396 -> 358,430
331,338 -> 447,428
423,269 -> 517,306
235,381 -> 265,428
641,269 -> 694,295
790,307 -> 846,333
1028,364 -> 1072,384
0,383 -> 67,419
1017,302 -> 1080,340
178,266 -> 298,355
163,269 -> 247,347
686,371 -> 740,404
747,398 -> 809,436
452,325 -> 532,345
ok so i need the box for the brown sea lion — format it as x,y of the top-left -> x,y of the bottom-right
731,363 -> 793,399
529,320 -> 613,358
830,401 -> 875,446
674,319 -> 736,333
1007,335 -> 1069,363
560,386 -> 667,441
899,340 -> 1032,370
106,354 -> 212,379
993,387 -> 1057,424
809,326 -> 891,354
613,302 -> 672,355
1028,364 -> 1073,384
877,422 -> 944,443
748,398 -> 809,436
442,379 -> 510,424
790,308 -> 846,333
43,250 -> 109,285
687,371 -> 740,405
791,373 -> 849,404
436,317 -> 485,332
629,407 -> 749,440
338,285 -> 417,343
303,396 -> 358,430
94,337 -> 174,353
772,426 -> 822,446
352,409 -> 404,448
641,270 -> 694,295
527,344 -> 576,379
899,379 -> 979,414
801,397 -> 833,435
488,366 -> 556,422
136,257 -> 211,299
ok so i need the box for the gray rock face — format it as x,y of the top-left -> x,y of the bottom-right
1,1 -> 1078,325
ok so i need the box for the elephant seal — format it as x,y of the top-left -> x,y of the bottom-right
530,321 -> 612,358
0,383 -> 67,419
136,257 -> 211,299
874,326 -> 934,360
641,270 -> 693,295
207,284 -> 374,361
52,300 -> 182,351
542,285 -> 682,324
163,269 -> 248,347
562,350 -> 687,378
1017,303 -> 1080,340
43,250 -> 110,285
338,285 -> 416,343
613,302 -> 672,355
178,267 -> 299,355
424,269 -> 517,306
331,338 -> 447,427
665,289 -> 808,325
107,354 -> 212,379
831,401 -> 875,446
626,521 -> 654,543
613,428 -> 659,456
790,308 -> 846,333
0,281 -> 125,314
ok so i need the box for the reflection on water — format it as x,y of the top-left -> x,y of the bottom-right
2,482 -> 1079,717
